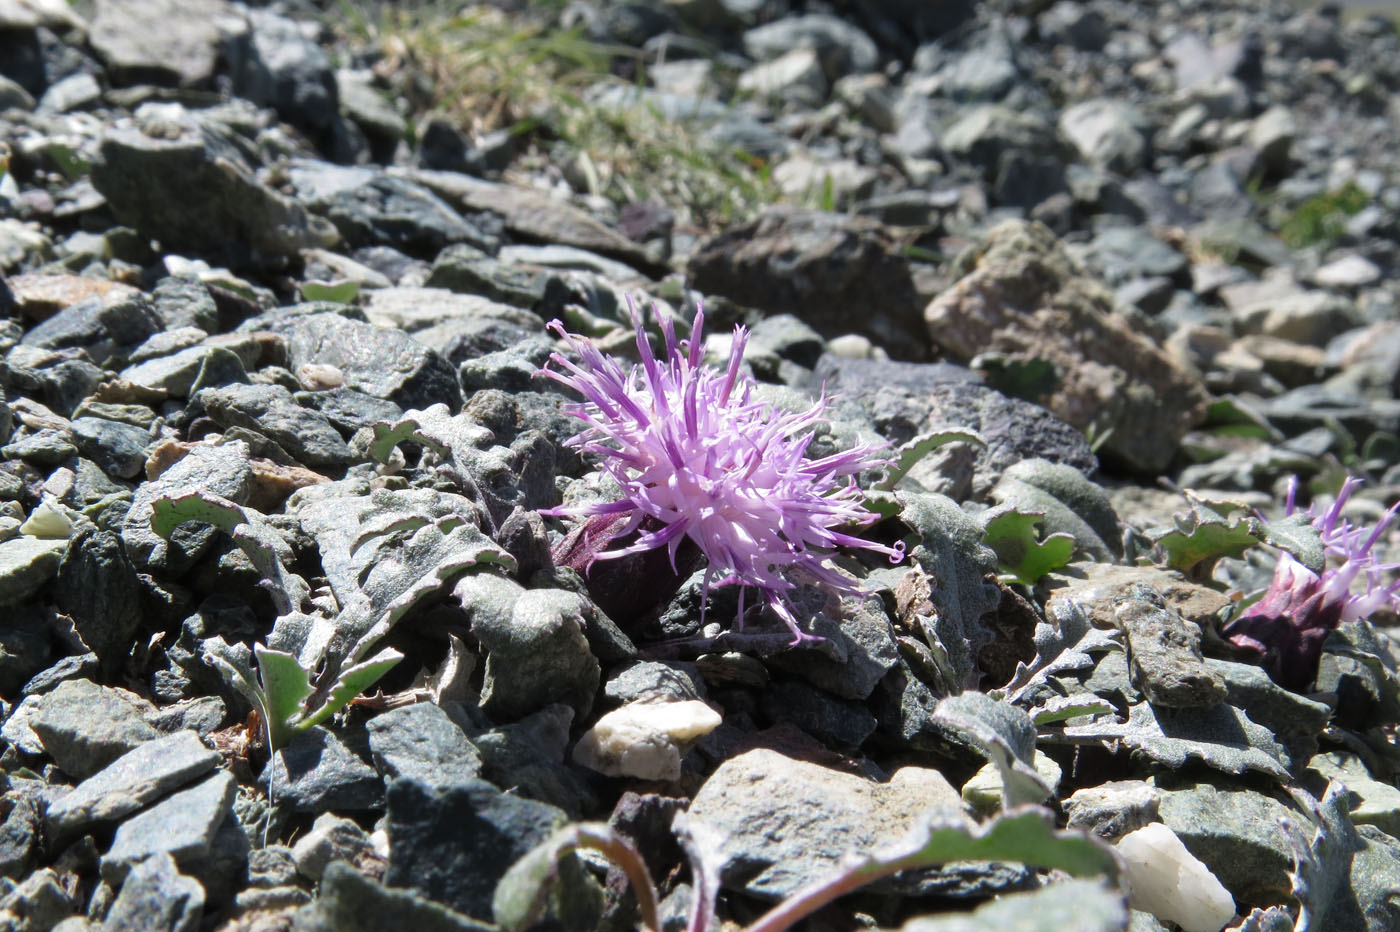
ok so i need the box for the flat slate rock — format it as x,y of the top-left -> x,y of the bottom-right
365,703 -> 483,787
90,0 -> 233,87
45,730 -> 221,840
100,770 -> 236,884
100,852 -> 204,932
258,310 -> 462,412
28,679 -> 158,779
384,776 -> 568,921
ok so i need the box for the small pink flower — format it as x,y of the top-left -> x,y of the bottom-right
1223,476 -> 1400,689
539,299 -> 904,644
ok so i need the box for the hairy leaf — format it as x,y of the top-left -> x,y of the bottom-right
933,692 -> 1050,808
1056,699 -> 1289,781
150,492 -> 309,614
995,600 -> 1121,705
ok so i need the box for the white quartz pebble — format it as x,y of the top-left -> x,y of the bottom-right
1114,822 -> 1236,932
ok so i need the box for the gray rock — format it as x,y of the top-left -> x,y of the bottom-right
463,578 -> 600,723
37,72 -> 101,113
90,0 -> 230,87
366,702 -> 483,786
1038,2 -> 1109,51
384,776 -> 590,923
940,105 -> 1058,179
362,286 -> 540,362
90,105 -> 338,260
226,8 -> 337,137
1157,782 -> 1298,907
54,528 -> 143,676
1075,226 -> 1187,285
298,387 -> 403,435
0,792 -> 42,882
458,338 -> 553,395
690,207 -> 926,358
761,680 -> 877,748
765,601 -> 900,701
1114,596 -> 1227,709
262,727 -> 382,812
686,749 -> 1019,900
0,868 -> 77,931
128,327 -> 208,365
0,536 -> 67,606
497,244 -> 642,283
20,293 -> 162,367
0,74 -> 36,111
121,440 -> 253,574
291,861 -> 495,932
45,730 -> 220,840
258,310 -> 462,411
196,383 -> 349,467
100,770 -> 236,884
120,345 -> 248,397
67,417 -> 149,479
403,168 -> 654,273
1247,106 -> 1297,177
290,813 -> 377,882
288,162 -> 495,257
1059,99 -> 1148,175
470,705 -> 597,818
425,244 -> 548,310
742,14 -> 877,79
925,220 -> 1208,473
1064,780 -> 1162,840
602,660 -> 706,707
100,853 -> 203,932
150,275 -> 218,332
30,679 -> 158,779
0,603 -> 51,696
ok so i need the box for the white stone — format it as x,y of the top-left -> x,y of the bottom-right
1313,254 -> 1381,289
1114,822 -> 1235,932
572,700 -> 722,781
737,48 -> 827,102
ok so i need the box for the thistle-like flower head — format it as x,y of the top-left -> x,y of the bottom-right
1223,476 -> 1400,689
539,299 -> 904,644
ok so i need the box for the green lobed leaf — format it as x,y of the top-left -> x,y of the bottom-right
995,600 -> 1121,705
1262,512 -> 1324,575
300,279 -> 360,304
1145,496 -> 1261,579
981,507 -> 1076,586
743,807 -> 1121,932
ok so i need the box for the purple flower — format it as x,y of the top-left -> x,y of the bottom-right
1223,476 -> 1400,690
539,299 -> 904,644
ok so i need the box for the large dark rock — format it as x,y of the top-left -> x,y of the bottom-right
689,207 -> 927,359
55,528 -> 144,677
384,776 -> 590,923
91,105 -> 339,261
253,309 -> 462,411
